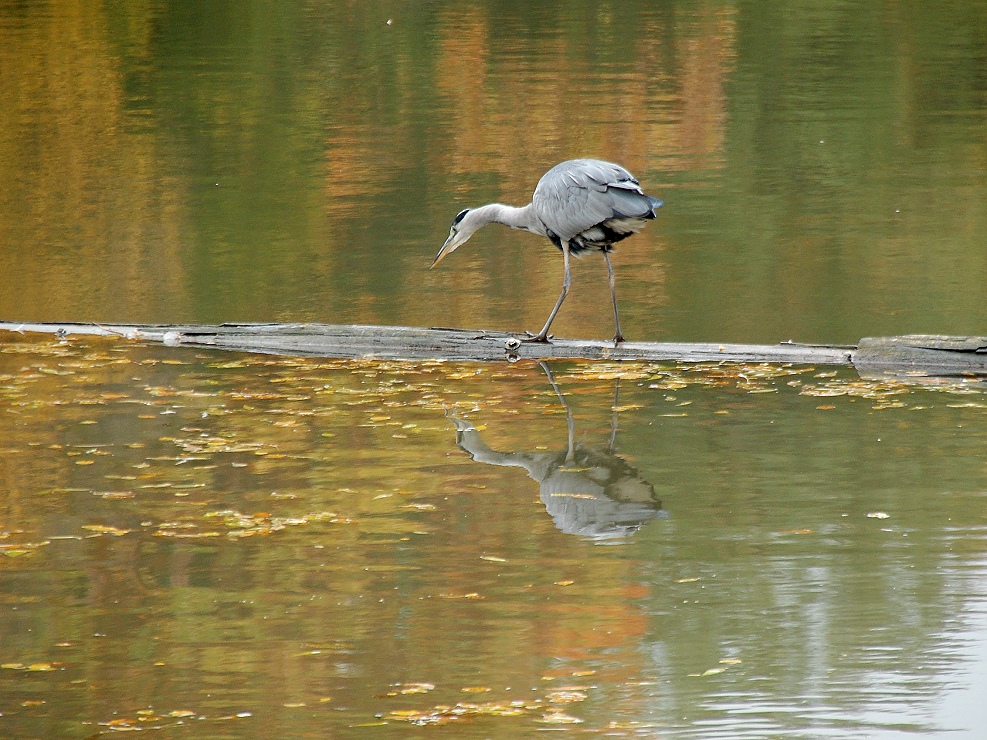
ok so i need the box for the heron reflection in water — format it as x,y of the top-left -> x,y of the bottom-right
447,363 -> 667,541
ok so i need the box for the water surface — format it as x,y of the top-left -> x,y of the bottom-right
1,0 -> 985,342
1,1 -> 987,737
1,336 -> 986,737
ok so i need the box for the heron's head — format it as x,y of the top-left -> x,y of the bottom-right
431,208 -> 483,268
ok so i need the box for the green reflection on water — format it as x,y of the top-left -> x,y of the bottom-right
1,1 -> 985,342
0,336 -> 985,737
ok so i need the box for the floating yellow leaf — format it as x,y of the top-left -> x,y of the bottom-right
537,710 -> 583,724
82,525 -> 132,536
460,686 -> 491,693
546,690 -> 587,703
1,541 -> 50,557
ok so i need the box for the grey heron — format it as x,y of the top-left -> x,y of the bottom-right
431,158 -> 662,343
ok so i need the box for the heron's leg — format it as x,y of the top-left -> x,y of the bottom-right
524,242 -> 571,342
539,362 -> 576,462
608,376 -> 620,453
604,250 -> 624,344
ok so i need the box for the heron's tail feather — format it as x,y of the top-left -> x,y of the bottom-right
609,188 -> 664,219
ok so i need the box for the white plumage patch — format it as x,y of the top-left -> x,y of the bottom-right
606,217 -> 647,234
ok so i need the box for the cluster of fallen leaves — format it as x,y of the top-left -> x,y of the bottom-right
1,662 -> 61,672
85,708 -> 253,732
376,659 -> 745,727
376,674 -> 599,727
2,340 -> 984,444
0,534 -> 50,558
70,510 -> 351,540
1,339 -> 985,557
4,511 -> 355,546
572,360 -> 986,401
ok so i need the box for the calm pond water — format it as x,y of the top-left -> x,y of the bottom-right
2,0 -> 987,737
1,337 -> 987,738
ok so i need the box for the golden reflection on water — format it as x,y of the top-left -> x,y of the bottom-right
1,335 -> 987,736
0,0 -> 190,321
0,0 -> 739,334
4,1 -> 985,342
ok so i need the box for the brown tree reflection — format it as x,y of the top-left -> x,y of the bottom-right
447,362 -> 666,540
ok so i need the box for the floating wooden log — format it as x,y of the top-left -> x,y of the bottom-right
854,335 -> 987,378
0,321 -> 854,365
0,322 -> 985,378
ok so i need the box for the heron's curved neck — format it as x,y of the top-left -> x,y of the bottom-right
474,203 -> 545,235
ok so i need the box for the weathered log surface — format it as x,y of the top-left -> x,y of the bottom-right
1,322 -> 985,376
854,335 -> 987,377
0,321 -> 855,364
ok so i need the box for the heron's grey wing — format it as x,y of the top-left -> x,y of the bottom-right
570,160 -> 655,218
533,159 -> 654,240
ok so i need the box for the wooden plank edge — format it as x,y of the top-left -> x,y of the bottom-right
854,335 -> 987,379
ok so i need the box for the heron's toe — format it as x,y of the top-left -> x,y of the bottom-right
522,330 -> 552,343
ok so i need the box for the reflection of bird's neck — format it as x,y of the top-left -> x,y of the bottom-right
473,203 -> 545,236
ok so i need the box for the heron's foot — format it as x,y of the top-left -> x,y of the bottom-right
613,333 -> 625,346
522,330 -> 553,343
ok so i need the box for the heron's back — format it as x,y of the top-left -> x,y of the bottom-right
532,159 -> 662,251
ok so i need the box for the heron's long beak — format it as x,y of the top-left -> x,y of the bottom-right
430,231 -> 470,268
